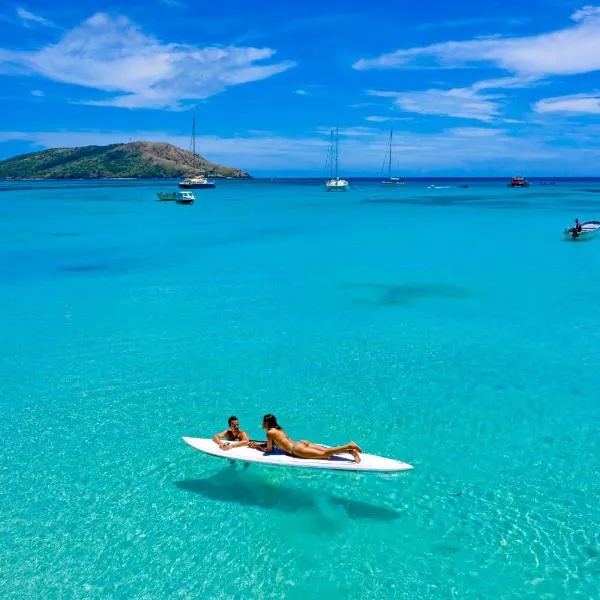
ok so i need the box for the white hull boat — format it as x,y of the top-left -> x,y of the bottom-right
564,220 -> 600,241
324,128 -> 349,191
178,116 -> 216,190
380,130 -> 406,185
325,177 -> 349,191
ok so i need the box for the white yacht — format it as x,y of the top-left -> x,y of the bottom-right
380,130 -> 406,185
325,128 -> 349,191
179,116 -> 216,190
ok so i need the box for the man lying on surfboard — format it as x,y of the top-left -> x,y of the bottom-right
248,414 -> 362,463
212,416 -> 250,451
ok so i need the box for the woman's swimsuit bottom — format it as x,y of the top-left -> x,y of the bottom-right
275,440 -> 299,457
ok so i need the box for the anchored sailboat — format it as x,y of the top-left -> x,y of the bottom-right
325,128 -> 349,191
380,129 -> 405,185
179,116 -> 216,189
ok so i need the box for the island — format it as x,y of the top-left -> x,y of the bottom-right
0,141 -> 251,180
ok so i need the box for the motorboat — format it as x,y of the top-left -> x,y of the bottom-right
175,191 -> 195,204
564,220 -> 600,241
509,176 -> 530,187
157,190 -> 196,203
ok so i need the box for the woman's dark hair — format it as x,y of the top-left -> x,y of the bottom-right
262,414 -> 282,430
228,416 -> 238,426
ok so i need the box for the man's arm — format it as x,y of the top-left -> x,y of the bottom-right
212,430 -> 229,449
222,430 -> 250,451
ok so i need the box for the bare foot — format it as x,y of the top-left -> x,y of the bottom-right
350,449 -> 361,464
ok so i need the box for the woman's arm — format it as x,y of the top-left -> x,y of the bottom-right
265,431 -> 274,453
248,440 -> 268,451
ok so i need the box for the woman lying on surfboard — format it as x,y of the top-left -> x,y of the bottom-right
249,414 -> 362,463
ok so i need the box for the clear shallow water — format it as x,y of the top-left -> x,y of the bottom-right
1,179 -> 599,599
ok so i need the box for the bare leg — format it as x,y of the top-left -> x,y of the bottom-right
292,442 -> 362,462
299,440 -> 362,453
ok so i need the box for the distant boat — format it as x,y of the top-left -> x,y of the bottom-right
157,190 -> 195,203
179,116 -> 216,190
380,130 -> 405,185
508,176 -> 530,188
564,220 -> 600,241
325,128 -> 349,191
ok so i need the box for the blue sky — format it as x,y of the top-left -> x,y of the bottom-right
1,1 -> 600,176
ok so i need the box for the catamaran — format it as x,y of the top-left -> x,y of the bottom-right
179,116 -> 216,189
325,128 -> 349,191
380,129 -> 405,185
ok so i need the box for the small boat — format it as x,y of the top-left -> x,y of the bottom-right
175,191 -> 195,204
325,128 -> 349,191
157,190 -> 195,203
179,115 -> 216,190
509,176 -> 530,187
380,130 -> 406,185
563,220 -> 600,241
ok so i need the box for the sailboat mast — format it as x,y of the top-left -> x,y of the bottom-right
335,127 -> 339,179
192,115 -> 197,172
388,129 -> 393,179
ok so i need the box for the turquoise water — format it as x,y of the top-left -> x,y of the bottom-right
1,179 -> 599,599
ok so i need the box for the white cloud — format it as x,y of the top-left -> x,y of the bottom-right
413,17 -> 530,32
534,93 -> 600,115
30,89 -> 44,97
364,115 -> 412,122
158,0 -> 184,7
353,7 -> 600,77
571,6 -> 600,21
367,88 -> 502,122
16,7 -> 55,28
0,13 -> 295,110
446,127 -> 506,137
294,89 -> 308,95
315,126 -> 378,138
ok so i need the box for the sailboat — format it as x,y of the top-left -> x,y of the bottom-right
380,129 -> 405,185
179,116 -> 216,189
325,128 -> 349,191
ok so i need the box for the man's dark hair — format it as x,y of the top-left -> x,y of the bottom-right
228,416 -> 238,426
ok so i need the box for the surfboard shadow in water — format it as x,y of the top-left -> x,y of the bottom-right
175,470 -> 401,522
343,282 -> 472,306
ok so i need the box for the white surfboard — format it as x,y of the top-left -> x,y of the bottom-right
182,437 -> 413,473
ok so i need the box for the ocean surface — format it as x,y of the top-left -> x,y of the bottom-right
1,178 -> 599,599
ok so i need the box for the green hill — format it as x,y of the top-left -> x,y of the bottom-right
0,141 -> 251,179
